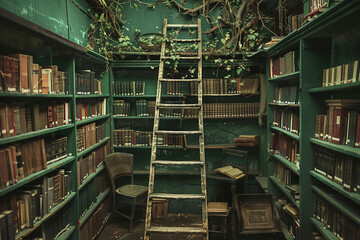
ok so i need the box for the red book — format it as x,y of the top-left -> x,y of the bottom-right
272,58 -> 280,77
332,107 -> 346,145
355,114 -> 360,148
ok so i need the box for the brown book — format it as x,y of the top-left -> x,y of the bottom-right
32,63 -> 39,93
39,104 -> 48,130
10,54 -> 28,93
31,104 -> 41,131
19,104 -> 27,135
41,68 -> 50,94
2,56 -> 12,92
13,104 -> 21,135
0,56 -> 4,92
0,149 -> 9,188
215,165 -> 245,179
10,57 -> 19,92
31,140 -> 41,173
27,55 -> 33,93
25,106 -> 32,132
6,103 -> 15,137
0,103 -> 7,138
20,142 -> 32,177
47,105 -> 53,128
38,66 -> 42,93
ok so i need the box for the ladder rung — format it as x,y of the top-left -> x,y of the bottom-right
167,24 -> 198,28
146,226 -> 207,234
162,56 -> 200,60
160,78 -> 201,82
172,39 -> 200,42
156,130 -> 202,135
150,193 -> 205,200
153,160 -> 204,166
157,103 -> 201,109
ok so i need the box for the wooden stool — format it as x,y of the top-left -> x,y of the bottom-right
208,207 -> 232,240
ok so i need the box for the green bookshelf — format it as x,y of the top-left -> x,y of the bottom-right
57,226 -> 76,240
0,93 -> 73,98
268,71 -> 300,82
78,164 -> 105,191
310,218 -> 339,240
271,154 -> 299,175
269,176 -> 299,209
75,114 -> 111,126
310,138 -> 360,158
77,137 -> 111,158
75,94 -> 110,98
271,126 -> 300,141
309,81 -> 360,93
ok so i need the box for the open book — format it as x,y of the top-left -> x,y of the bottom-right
215,166 -> 245,179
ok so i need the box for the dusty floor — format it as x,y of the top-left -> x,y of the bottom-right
98,214 -> 285,240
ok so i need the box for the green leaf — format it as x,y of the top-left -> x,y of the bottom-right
150,66 -> 155,69
224,74 -> 231,79
236,68 -> 241,75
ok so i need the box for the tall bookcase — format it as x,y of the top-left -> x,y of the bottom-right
264,1 -> 360,239
0,9 -> 111,240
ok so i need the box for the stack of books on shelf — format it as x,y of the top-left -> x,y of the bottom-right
313,191 -> 360,239
164,82 -> 183,95
136,100 -> 155,116
269,51 -> 299,78
113,100 -> 131,116
0,54 -> 69,94
314,146 -> 360,193
276,198 -> 300,240
288,14 -> 304,34
273,86 -> 299,104
274,161 -> 298,186
322,60 -> 359,87
233,135 -> 259,147
0,169 -> 71,235
113,129 -> 152,147
80,197 -> 110,240
112,81 -> 145,95
159,100 -> 182,117
272,107 -> 299,135
314,99 -> 360,147
45,136 -> 68,165
79,171 -> 109,218
199,102 -> 259,118
42,206 -> 71,240
271,132 -> 299,164
75,70 -> 102,95
76,122 -> 106,153
76,99 -> 107,121
263,36 -> 284,49
0,102 -> 71,137
189,76 -> 259,95
78,143 -> 110,186
285,184 -> 300,204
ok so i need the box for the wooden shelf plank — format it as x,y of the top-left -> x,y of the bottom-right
255,176 -> 269,193
77,137 -> 110,158
271,154 -> 300,175
114,146 -> 183,150
0,93 -> 73,98
310,218 -> 339,240
268,71 -> 300,82
0,156 -> 75,197
310,138 -> 360,158
271,126 -> 300,141
185,93 -> 260,97
57,225 -> 76,240
79,164 -> 105,191
310,171 -> 360,205
268,102 -> 300,107
79,188 -> 110,227
309,81 -> 360,93
76,114 -> 110,126
269,176 -> 299,209
312,186 -> 360,225
112,116 -> 181,120
0,124 -> 74,146
15,192 -> 76,240
75,94 -> 110,98
112,94 -> 183,98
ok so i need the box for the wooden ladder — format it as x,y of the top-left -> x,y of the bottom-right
144,18 -> 208,239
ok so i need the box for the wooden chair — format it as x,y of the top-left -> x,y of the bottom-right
104,153 -> 148,232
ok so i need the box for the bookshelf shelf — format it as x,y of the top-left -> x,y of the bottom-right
57,225 -> 76,240
93,214 -> 111,239
310,138 -> 360,158
268,71 -> 300,82
185,144 -> 236,149
271,126 -> 300,141
309,82 -> 360,93
75,94 -> 110,98
312,186 -> 360,225
310,218 -> 338,240
310,171 -> 360,205
0,156 -> 75,198
0,124 -> 75,146
15,192 -> 76,240
79,188 -> 110,227
79,164 -> 105,191
268,102 -> 300,108
134,169 -> 260,176
112,116 -> 181,120
77,137 -> 110,159
271,154 -> 299,176
280,222 -> 296,240
184,116 -> 258,120
113,94 -> 183,99
114,146 -> 183,150
75,114 -> 111,126
0,93 -> 73,98
185,93 -> 260,97
269,176 -> 299,209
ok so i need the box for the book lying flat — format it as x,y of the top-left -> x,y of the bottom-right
208,202 -> 228,213
215,166 -> 245,179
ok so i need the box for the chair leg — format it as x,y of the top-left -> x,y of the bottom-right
129,200 -> 136,232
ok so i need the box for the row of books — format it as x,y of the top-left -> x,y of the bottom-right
75,70 -> 102,95
0,210 -> 15,240
78,143 -> 110,186
314,146 -> 360,193
0,54 -> 69,94
136,100 -> 156,117
0,169 -> 71,235
113,100 -> 131,116
273,86 -> 299,105
76,122 -> 106,153
164,82 -> 183,95
288,14 -> 304,34
272,107 -> 299,135
113,129 -> 184,147
233,135 -> 259,147
80,197 -> 110,240
270,132 -> 300,164
0,102 -> 71,138
276,199 -> 300,239
45,136 -> 68,165
79,171 -> 108,219
314,99 -> 360,146
313,191 -> 360,240
76,99 -> 107,121
274,162 -> 300,203
193,102 -> 259,118
189,77 -> 259,95
322,60 -> 359,87
42,206 -> 70,240
269,51 -> 299,78
112,81 -> 145,95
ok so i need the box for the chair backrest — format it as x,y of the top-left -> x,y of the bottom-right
105,152 -> 134,181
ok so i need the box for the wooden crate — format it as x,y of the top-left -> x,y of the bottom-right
152,198 -> 169,219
